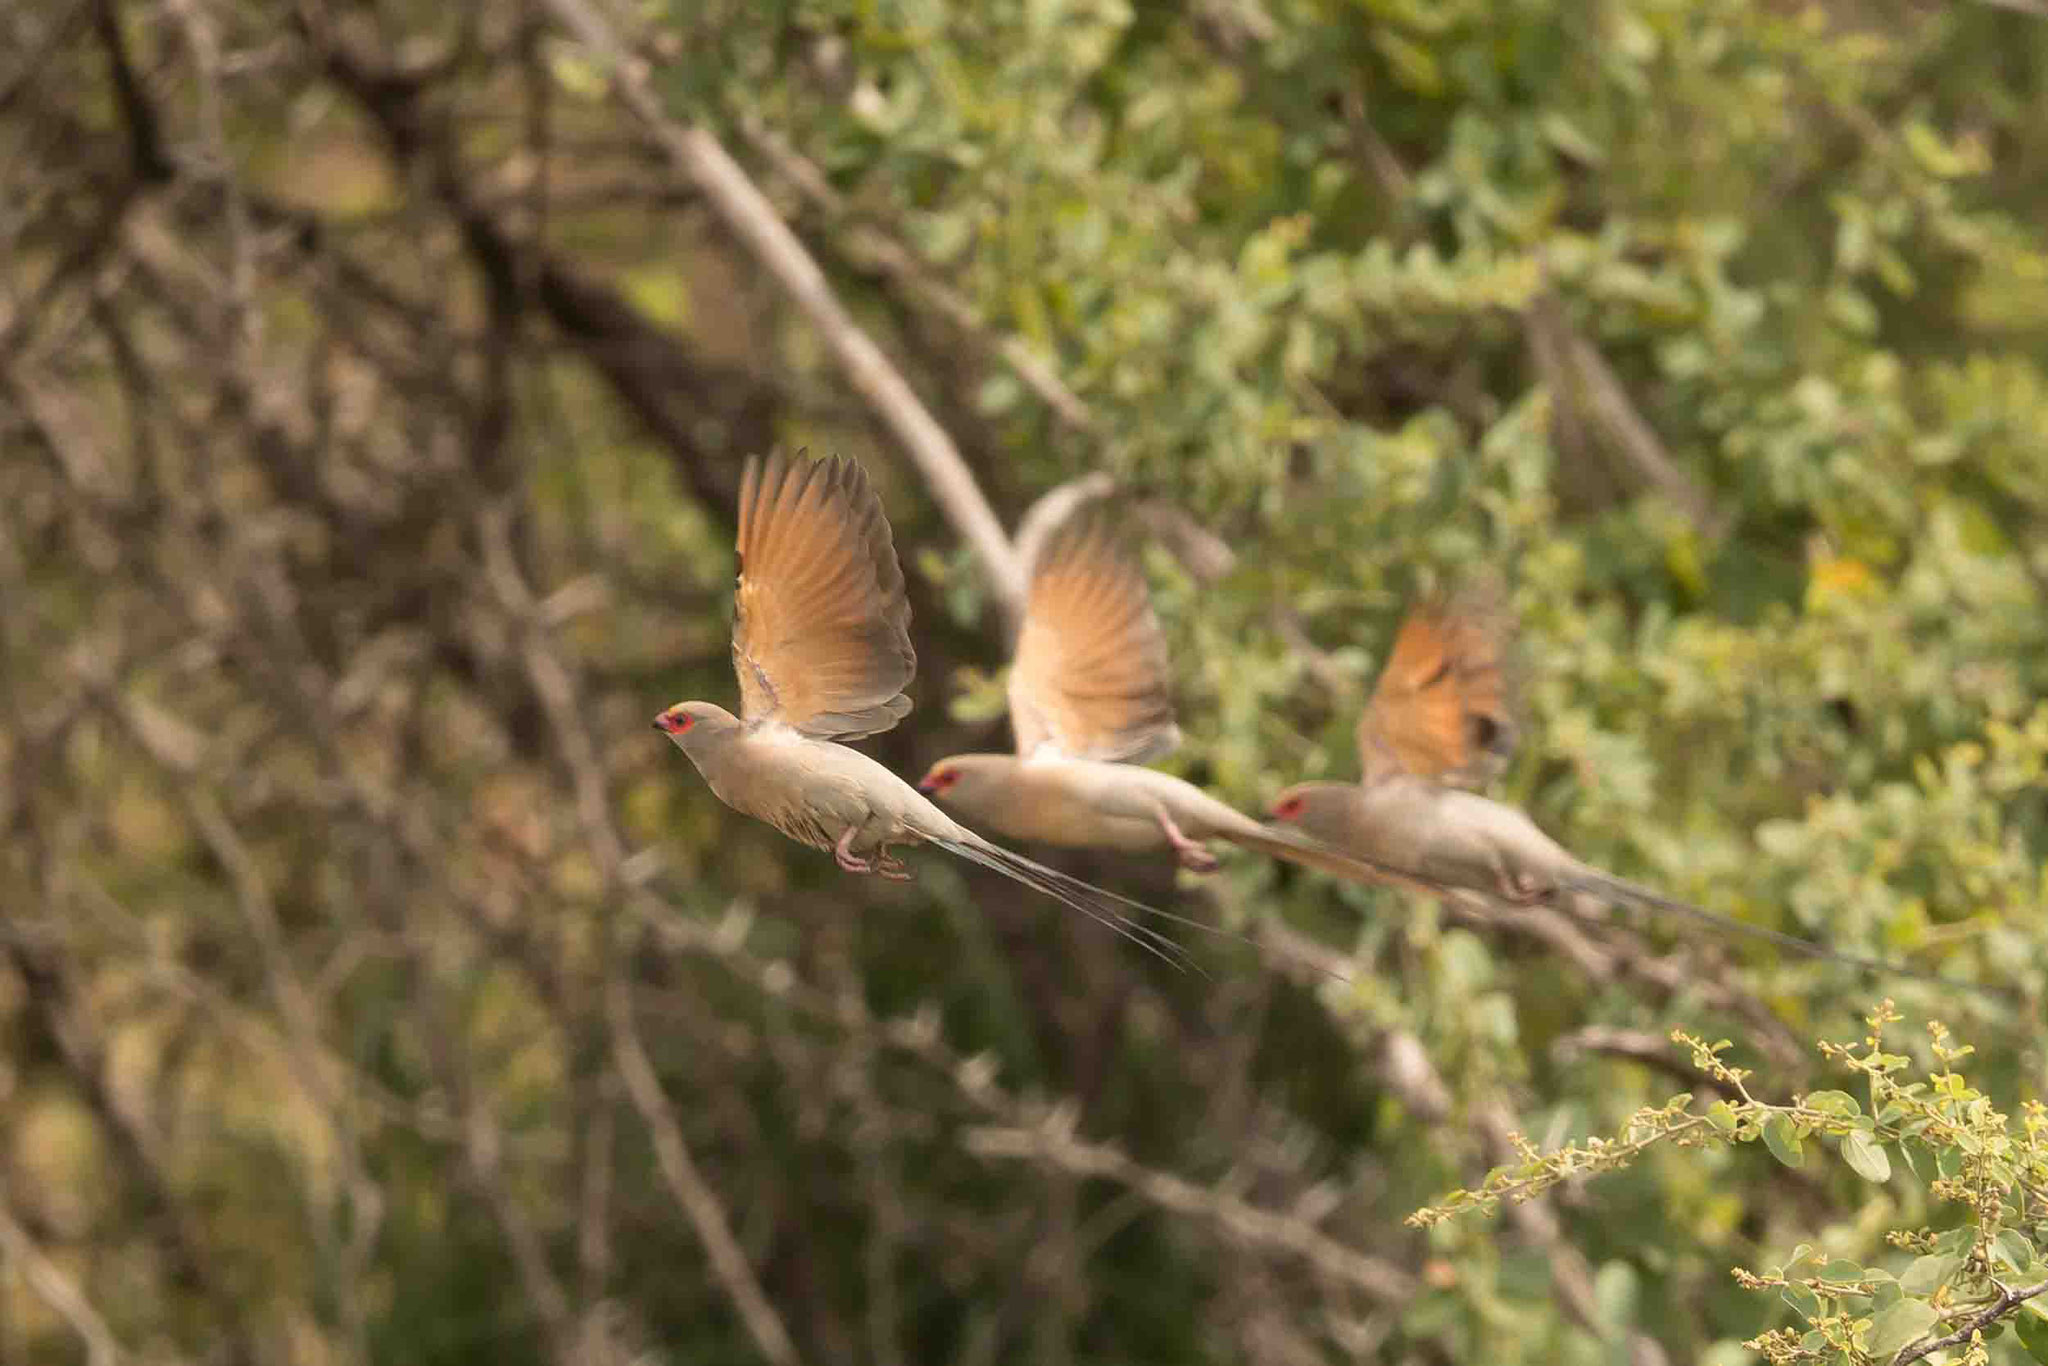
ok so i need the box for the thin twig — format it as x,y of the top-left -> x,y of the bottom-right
477,503 -> 806,1366
0,1176 -> 128,1366
608,977 -> 805,1366
1552,1025 -> 1745,1099
963,1123 -> 1416,1304
1528,288 -> 1721,539
540,0 -> 1027,625
1892,1278 -> 2048,1365
736,114 -> 1096,434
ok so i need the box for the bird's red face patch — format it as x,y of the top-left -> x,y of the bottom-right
655,708 -> 695,735
1269,794 -> 1305,822
917,767 -> 957,795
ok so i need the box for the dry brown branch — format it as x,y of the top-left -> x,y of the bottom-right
735,114 -> 1096,434
1892,1277 -> 2048,1365
607,976 -> 806,1366
963,1121 -> 1417,1304
1527,288 -> 1721,539
1551,1024 -> 1747,1098
0,1176 -> 130,1366
541,0 -> 1027,625
477,501 -> 807,1366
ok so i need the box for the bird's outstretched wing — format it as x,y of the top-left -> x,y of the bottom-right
732,451 -> 917,740
1008,511 -> 1180,763
1356,585 -> 1518,788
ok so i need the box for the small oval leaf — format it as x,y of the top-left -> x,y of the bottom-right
1900,1254 -> 1959,1297
1868,1300 -> 1939,1358
2015,1307 -> 2048,1365
1993,1230 -> 2034,1274
1842,1129 -> 1892,1183
1764,1117 -> 1806,1168
1805,1090 -> 1861,1118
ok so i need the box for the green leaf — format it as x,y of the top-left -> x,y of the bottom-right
1867,1300 -> 1939,1358
1763,1117 -> 1805,1168
1993,1230 -> 2035,1274
2017,1307 -> 2048,1366
1783,1281 -> 1822,1322
1804,1090 -> 1861,1118
1707,1100 -> 1738,1132
1821,1259 -> 1867,1283
1841,1129 -> 1892,1183
1901,1253 -> 1960,1296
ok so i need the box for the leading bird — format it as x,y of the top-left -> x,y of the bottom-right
653,451 -> 1206,967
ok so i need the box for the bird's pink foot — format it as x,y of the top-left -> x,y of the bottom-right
872,847 -> 914,882
1495,869 -> 1545,904
834,828 -> 873,875
1154,810 -> 1221,874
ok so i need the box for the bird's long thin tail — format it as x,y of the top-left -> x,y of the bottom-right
1558,868 -> 2005,997
1223,825 -> 1441,896
928,831 -> 1261,975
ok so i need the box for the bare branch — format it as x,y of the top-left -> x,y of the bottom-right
541,0 -> 1027,625
1552,1025 -> 1746,1099
735,114 -> 1096,434
1892,1278 -> 2048,1365
1527,289 -> 1722,539
964,1121 -> 1417,1304
608,976 -> 807,1366
0,1176 -> 130,1366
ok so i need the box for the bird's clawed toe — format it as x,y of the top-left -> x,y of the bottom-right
833,829 -> 874,875
873,848 -> 914,882
1494,869 -> 1545,904
1154,811 -> 1220,874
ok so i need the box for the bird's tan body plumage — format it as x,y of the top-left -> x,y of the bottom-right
1279,774 -> 1576,896
692,719 -> 968,857
934,755 -> 1258,852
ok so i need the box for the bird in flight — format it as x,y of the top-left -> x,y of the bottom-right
1267,592 -> 1988,989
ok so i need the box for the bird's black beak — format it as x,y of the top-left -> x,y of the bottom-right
652,715 -> 673,733
915,777 -> 936,794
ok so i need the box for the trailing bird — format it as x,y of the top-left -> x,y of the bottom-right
652,451 -> 1213,969
1266,594 -> 1990,988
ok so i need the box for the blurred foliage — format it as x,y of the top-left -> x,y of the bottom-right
1417,1006 -> 2048,1363
3,0 -> 2047,1362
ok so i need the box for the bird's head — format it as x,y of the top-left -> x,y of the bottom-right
652,701 -> 741,756
915,754 -> 1009,816
1266,782 -> 1354,840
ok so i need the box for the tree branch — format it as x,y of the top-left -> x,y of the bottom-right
1892,1278 -> 2048,1365
540,0 -> 1027,626
0,1175 -> 130,1366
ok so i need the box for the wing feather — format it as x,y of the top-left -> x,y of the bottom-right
1355,585 -> 1518,788
1007,511 -> 1180,762
731,451 -> 916,739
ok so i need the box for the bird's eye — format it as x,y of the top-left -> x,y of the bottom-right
675,711 -> 695,733
1272,797 -> 1304,821
933,769 -> 955,789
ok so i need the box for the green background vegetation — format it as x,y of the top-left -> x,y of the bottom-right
3,0 -> 2046,1361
